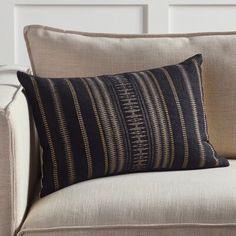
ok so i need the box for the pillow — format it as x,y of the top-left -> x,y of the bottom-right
24,25 -> 236,160
18,54 -> 229,197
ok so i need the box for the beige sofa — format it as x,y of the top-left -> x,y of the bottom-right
1,30 -> 236,236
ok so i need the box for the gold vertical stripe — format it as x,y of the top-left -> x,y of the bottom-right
47,79 -> 76,184
177,65 -> 206,167
31,79 -> 59,190
192,60 -> 208,139
146,71 -> 175,169
133,72 -> 162,168
161,68 -> 189,169
94,77 -> 126,174
66,80 -> 93,178
191,60 -> 219,166
86,78 -> 116,174
82,78 -> 109,175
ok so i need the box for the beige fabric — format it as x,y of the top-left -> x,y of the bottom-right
16,225 -> 236,236
19,160 -> 236,236
0,67 -> 40,236
0,103 -> 12,236
24,25 -> 236,159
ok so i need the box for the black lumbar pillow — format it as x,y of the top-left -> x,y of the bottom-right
18,54 -> 229,197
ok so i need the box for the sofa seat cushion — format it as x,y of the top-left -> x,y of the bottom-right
19,160 -> 236,236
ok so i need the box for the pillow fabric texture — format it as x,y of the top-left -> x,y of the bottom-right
18,54 -> 229,197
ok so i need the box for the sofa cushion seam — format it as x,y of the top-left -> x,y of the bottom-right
26,24 -> 236,38
4,85 -> 23,112
18,223 -> 236,236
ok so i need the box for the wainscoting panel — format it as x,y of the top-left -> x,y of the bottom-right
169,5 -> 236,33
1,0 -> 236,65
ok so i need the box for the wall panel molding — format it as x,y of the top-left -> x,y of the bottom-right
0,0 -> 14,65
1,0 -> 236,65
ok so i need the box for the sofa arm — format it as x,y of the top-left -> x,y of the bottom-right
0,66 -> 40,236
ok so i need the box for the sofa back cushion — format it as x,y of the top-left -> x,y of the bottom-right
24,25 -> 236,158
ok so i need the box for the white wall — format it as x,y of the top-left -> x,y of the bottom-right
1,0 -> 236,66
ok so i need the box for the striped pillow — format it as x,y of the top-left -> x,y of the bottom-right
18,54 -> 229,197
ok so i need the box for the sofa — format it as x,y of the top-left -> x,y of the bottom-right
1,27 -> 236,236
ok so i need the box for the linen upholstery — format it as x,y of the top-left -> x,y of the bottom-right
24,25 -> 236,158
16,227 -> 236,236
18,55 -> 228,196
18,159 -> 236,236
0,67 -> 40,236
